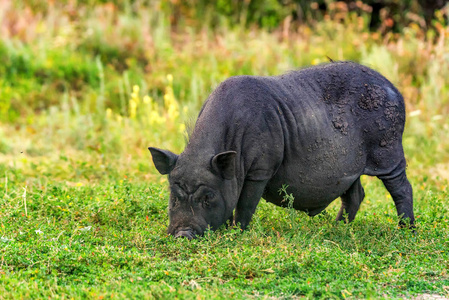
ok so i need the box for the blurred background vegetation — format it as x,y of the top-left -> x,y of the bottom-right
0,0 -> 448,185
2,3 -> 449,298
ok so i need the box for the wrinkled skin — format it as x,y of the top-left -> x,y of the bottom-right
149,62 -> 414,239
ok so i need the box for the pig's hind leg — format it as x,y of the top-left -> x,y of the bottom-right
364,85 -> 414,226
378,158 -> 414,226
336,177 -> 365,222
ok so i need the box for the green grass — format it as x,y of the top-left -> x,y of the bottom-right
1,169 -> 448,299
1,0 -> 449,299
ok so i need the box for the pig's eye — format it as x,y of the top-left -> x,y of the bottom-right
200,193 -> 214,207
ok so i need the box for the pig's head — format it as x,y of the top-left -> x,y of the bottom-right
148,147 -> 238,239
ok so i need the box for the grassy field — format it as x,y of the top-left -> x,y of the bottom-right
1,1 -> 449,299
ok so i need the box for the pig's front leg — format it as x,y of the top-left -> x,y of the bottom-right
234,179 -> 269,230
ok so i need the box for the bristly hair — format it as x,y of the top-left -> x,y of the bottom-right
183,117 -> 196,144
326,56 -> 335,62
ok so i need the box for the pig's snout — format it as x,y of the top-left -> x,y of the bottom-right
174,229 -> 196,240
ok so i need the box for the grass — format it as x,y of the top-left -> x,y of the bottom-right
1,170 -> 448,298
1,0 -> 449,299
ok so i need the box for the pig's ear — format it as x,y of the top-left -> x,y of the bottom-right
148,147 -> 178,175
211,151 -> 236,180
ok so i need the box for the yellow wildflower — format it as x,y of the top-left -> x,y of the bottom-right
311,58 -> 321,65
129,99 -> 137,119
106,108 -> 112,119
179,123 -> 186,133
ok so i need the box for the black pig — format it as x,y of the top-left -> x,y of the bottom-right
149,61 -> 414,239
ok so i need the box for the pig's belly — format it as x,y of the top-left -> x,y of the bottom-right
262,160 -> 363,215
